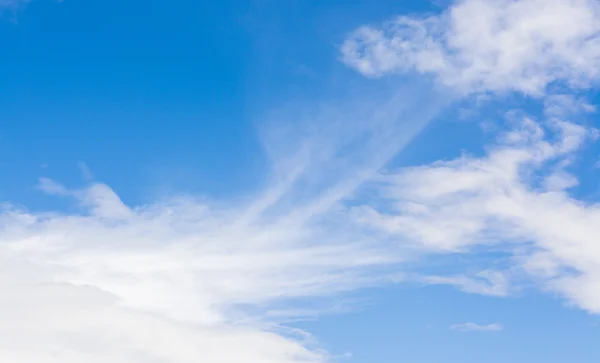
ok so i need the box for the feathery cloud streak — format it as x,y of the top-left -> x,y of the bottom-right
0,82 -> 445,362
451,323 -> 504,332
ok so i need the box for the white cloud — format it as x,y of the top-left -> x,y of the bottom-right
341,0 -> 600,96
0,84 -> 446,362
353,105 -> 600,313
5,0 -> 600,360
451,323 -> 504,332
0,182 -> 374,362
340,0 -> 600,321
0,281 -> 326,363
0,180 -> 386,362
421,270 -> 511,297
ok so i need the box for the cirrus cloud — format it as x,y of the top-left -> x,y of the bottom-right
352,100 -> 600,313
0,82 -> 445,362
4,0 -> 600,361
451,322 -> 504,332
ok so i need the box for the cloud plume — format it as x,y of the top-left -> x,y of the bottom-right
0,82 -> 445,362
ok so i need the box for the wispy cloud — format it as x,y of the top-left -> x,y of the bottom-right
451,323 -> 504,332
0,81 -> 446,362
353,104 -> 600,312
4,0 -> 600,361
77,162 -> 95,182
421,271 -> 511,297
341,0 -> 600,316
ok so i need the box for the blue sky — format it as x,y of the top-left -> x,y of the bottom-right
1,0 -> 600,362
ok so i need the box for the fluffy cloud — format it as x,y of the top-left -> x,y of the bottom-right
0,183 -> 373,362
0,282 -> 325,362
450,323 -> 504,332
341,0 -> 600,96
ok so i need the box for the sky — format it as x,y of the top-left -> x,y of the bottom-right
1,0 -> 600,362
